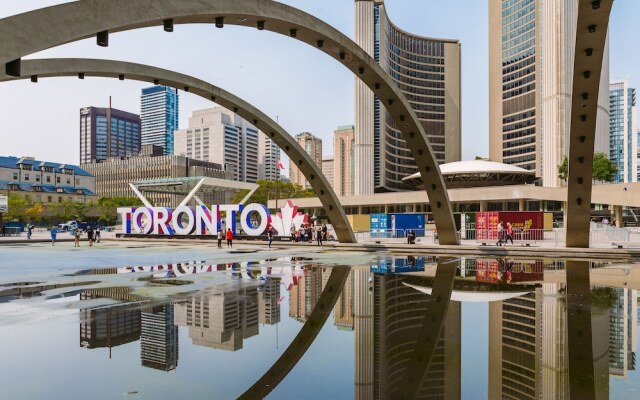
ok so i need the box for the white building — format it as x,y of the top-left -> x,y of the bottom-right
175,107 -> 259,183
258,135 -> 281,181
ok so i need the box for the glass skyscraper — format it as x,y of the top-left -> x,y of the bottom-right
140,86 -> 179,155
79,106 -> 140,164
609,81 -> 637,183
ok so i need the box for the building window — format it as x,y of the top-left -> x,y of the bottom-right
56,177 -> 60,184
58,196 -> 63,203
12,172 -> 18,180
46,176 -> 51,183
24,174 -> 29,181
47,196 -> 52,203
66,179 -> 71,184
35,176 -> 40,182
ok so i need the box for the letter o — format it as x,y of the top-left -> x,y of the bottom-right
133,207 -> 153,234
240,203 -> 269,236
172,206 -> 195,235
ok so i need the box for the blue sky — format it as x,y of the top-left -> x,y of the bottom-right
0,0 -> 638,166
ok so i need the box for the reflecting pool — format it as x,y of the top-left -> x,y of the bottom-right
1,248 -> 640,399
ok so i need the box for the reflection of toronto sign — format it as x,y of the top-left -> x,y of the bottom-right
118,200 -> 304,236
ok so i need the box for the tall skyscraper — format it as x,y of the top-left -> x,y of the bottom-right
289,132 -> 322,190
259,134 -> 281,182
489,0 -> 610,187
354,0 -> 461,194
140,86 -> 179,155
321,156 -> 335,189
609,81 -> 637,183
79,106 -> 140,164
334,125 -> 355,196
174,107 -> 259,182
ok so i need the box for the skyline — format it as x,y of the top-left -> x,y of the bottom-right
1,0 -> 639,167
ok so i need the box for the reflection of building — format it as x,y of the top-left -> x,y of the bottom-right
289,132 -> 322,190
259,278 -> 281,325
174,288 -> 259,351
334,271 -> 354,330
608,288 -> 638,376
79,288 -> 142,349
289,268 -> 323,323
355,0 -> 461,193
354,267 -> 461,399
141,304 -> 179,371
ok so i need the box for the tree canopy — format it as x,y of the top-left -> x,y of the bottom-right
97,197 -> 143,225
230,180 -> 316,206
557,152 -> 617,183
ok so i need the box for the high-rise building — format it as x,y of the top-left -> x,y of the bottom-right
489,0 -> 610,187
140,86 -> 179,155
79,106 -> 140,164
609,81 -> 637,183
174,107 -> 259,183
140,304 -> 179,371
289,132 -> 322,190
334,125 -> 355,196
321,156 -> 335,189
259,135 -> 281,182
354,0 -> 461,194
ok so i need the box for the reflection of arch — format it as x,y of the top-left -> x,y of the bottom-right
0,58 -> 355,243
238,266 -> 350,399
0,0 -> 458,244
565,1 -> 613,247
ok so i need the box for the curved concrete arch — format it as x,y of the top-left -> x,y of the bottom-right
0,0 -> 459,244
0,58 -> 355,243
565,0 -> 613,248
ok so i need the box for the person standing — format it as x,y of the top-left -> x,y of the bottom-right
86,225 -> 94,247
95,226 -> 101,243
217,229 -> 223,248
505,222 -> 514,245
226,228 -> 233,248
267,228 -> 273,248
74,228 -> 81,247
50,226 -> 58,246
27,223 -> 33,240
316,225 -> 323,246
290,226 -> 296,242
496,221 -> 504,246
321,223 -> 328,242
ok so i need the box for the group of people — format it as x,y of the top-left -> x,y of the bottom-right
289,223 -> 328,246
496,221 -> 514,246
216,228 -> 235,248
70,225 -> 101,247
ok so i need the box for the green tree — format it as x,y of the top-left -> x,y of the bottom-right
230,180 -> 316,206
557,156 -> 569,183
55,199 -> 90,221
557,153 -> 617,183
592,152 -> 618,182
97,197 -> 142,225
3,194 -> 28,221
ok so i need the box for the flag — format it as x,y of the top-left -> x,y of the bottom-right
277,160 -> 285,170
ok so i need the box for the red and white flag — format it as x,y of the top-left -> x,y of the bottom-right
277,160 -> 285,170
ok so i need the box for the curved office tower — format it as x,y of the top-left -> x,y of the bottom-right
354,0 -> 461,194
489,0 -> 610,187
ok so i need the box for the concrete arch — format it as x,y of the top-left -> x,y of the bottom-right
0,0 -> 459,244
565,0 -> 613,248
0,57 -> 355,243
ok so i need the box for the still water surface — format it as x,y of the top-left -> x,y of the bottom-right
1,253 -> 640,399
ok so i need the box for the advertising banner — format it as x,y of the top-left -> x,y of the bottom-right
476,212 -> 499,240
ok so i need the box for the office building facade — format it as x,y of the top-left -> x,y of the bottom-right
140,86 -> 179,155
289,132 -> 322,190
82,151 -> 228,208
79,106 -> 141,164
489,0 -> 610,187
259,135 -> 281,182
334,125 -> 355,196
355,0 -> 462,194
174,107 -> 259,183
321,156 -> 335,189
609,81 -> 637,183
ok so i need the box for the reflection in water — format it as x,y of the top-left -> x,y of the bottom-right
141,304 -> 179,371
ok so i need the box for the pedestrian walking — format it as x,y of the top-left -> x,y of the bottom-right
316,225 -> 323,246
505,222 -> 514,245
74,228 -> 81,247
321,223 -> 328,242
496,221 -> 504,246
268,228 -> 273,248
95,227 -> 101,243
217,229 -> 223,248
50,226 -> 58,246
86,226 -> 94,247
226,228 -> 233,248
27,224 -> 33,240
